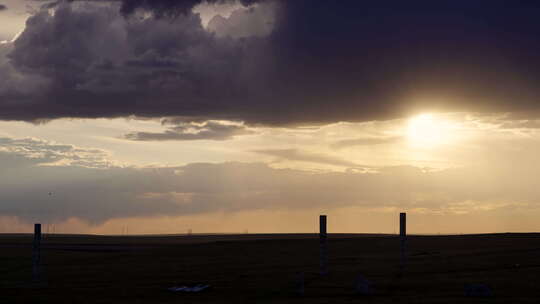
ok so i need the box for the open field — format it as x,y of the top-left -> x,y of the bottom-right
1,233 -> 540,303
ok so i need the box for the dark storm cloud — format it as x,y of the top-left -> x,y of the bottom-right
117,0 -> 260,17
37,0 -> 260,17
3,1 -> 540,125
124,121 -> 253,141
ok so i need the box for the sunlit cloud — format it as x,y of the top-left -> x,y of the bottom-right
406,113 -> 460,148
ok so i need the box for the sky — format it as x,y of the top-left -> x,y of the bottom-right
1,0 -> 540,234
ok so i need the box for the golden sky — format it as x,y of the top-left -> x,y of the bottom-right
1,112 -> 539,234
1,1 -> 540,234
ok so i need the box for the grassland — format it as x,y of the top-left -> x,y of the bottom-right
1,233 -> 539,303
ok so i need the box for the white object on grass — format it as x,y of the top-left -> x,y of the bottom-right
168,284 -> 211,293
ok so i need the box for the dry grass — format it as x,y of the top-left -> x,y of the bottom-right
1,233 -> 540,303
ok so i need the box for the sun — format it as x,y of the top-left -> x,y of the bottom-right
407,113 -> 455,147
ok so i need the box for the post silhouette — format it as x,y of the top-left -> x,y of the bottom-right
320,215 -> 328,275
295,272 -> 305,296
399,212 -> 406,270
32,223 -> 41,282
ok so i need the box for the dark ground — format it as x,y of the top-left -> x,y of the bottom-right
1,233 -> 540,303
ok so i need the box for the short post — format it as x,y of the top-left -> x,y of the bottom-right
295,272 -> 305,296
399,213 -> 406,270
320,215 -> 328,276
355,274 -> 372,295
32,223 -> 41,282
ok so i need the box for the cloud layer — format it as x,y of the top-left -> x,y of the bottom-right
331,136 -> 403,150
2,132 -> 540,224
253,148 -> 362,168
124,120 -> 253,141
1,1 -> 540,125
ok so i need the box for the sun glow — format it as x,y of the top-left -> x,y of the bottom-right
407,113 -> 456,147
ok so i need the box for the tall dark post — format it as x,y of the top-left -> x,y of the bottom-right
319,215 -> 328,275
32,223 -> 41,282
399,213 -> 406,270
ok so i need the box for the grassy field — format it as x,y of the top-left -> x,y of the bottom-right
1,233 -> 540,303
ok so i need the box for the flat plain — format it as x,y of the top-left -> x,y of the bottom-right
1,233 -> 539,303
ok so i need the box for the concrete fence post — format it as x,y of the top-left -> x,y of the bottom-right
295,272 -> 305,296
32,223 -> 41,282
399,213 -> 407,270
320,215 -> 328,276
